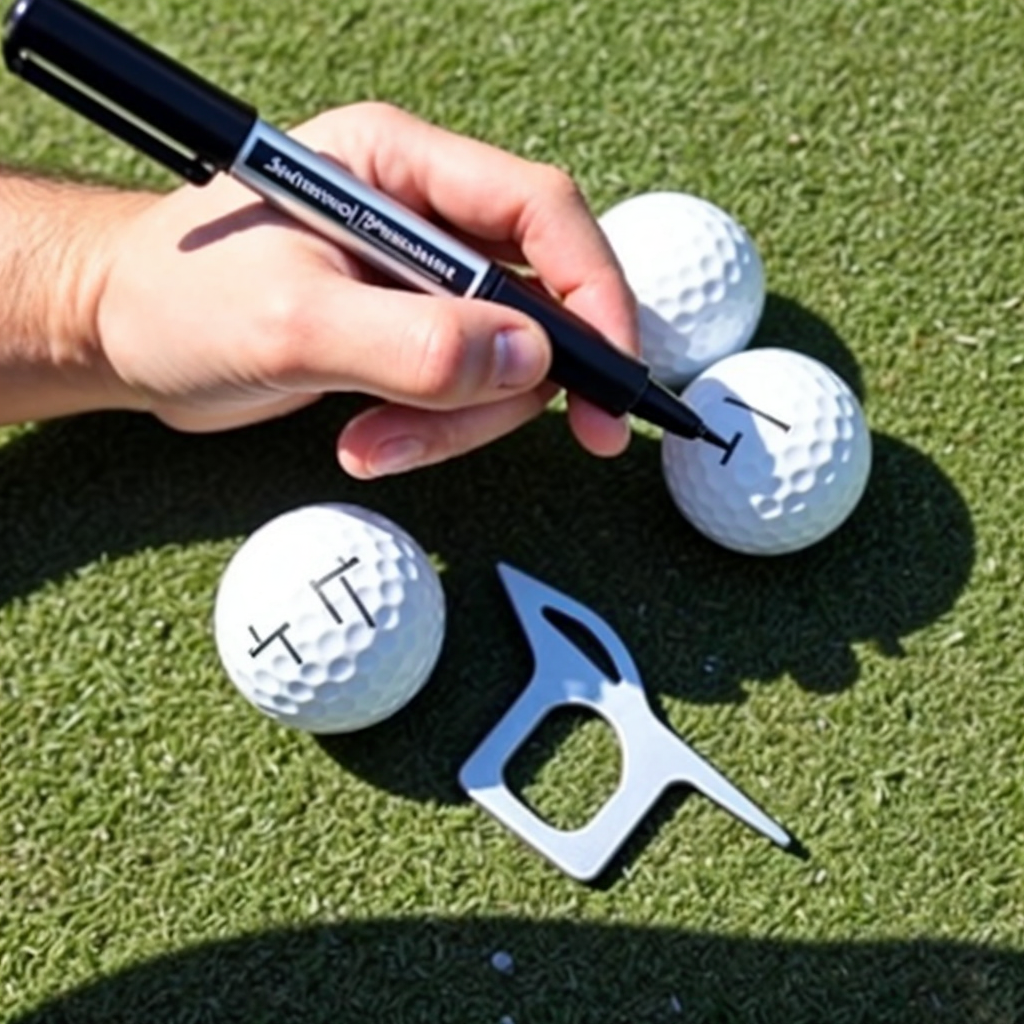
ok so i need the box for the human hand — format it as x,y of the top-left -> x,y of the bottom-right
95,102 -> 640,476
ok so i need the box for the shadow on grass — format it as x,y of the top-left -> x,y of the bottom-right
0,295 -> 975,808
753,292 -> 867,400
9,918 -> 1023,1024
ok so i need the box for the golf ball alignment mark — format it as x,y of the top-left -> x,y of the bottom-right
311,556 -> 376,628
719,431 -> 744,466
661,348 -> 872,556
244,554 -> 378,670
723,396 -> 792,434
717,398 -> 792,465
214,503 -> 446,734
248,621 -> 301,665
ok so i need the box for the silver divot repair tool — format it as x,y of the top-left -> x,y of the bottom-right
459,564 -> 807,881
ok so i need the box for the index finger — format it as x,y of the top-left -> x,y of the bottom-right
292,103 -> 639,355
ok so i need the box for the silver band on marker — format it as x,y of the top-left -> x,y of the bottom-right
232,123 -> 491,298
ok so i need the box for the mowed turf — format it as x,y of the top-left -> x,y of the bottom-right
2,0 -> 1024,1021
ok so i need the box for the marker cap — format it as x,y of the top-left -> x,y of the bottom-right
2,0 -> 255,182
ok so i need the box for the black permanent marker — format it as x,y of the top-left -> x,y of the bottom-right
2,0 -> 729,450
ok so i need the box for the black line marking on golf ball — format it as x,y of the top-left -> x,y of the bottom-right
310,556 -> 377,629
723,397 -> 791,433
247,623 -> 302,665
719,431 -> 743,466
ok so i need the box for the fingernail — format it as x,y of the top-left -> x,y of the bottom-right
367,436 -> 428,476
495,327 -> 549,389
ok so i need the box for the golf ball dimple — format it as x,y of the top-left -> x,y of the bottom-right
214,503 -> 446,733
661,348 -> 872,556
598,191 -> 766,388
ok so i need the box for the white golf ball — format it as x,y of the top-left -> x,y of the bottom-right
599,191 -> 766,388
214,503 -> 445,733
662,348 -> 871,555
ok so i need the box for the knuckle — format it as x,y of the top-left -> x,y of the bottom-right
430,416 -> 465,461
299,102 -> 412,165
531,162 -> 585,206
342,100 -> 411,142
349,99 -> 403,123
251,288 -> 318,380
408,308 -> 473,403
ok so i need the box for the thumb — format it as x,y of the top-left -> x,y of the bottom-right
276,279 -> 552,409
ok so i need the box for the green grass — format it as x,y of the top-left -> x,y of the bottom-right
3,0 -> 1024,1020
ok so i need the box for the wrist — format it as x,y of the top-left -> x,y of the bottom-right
49,180 -> 159,411
0,172 -> 157,421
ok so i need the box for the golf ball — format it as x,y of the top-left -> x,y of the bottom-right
662,348 -> 871,555
598,191 -> 766,388
214,503 -> 445,733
